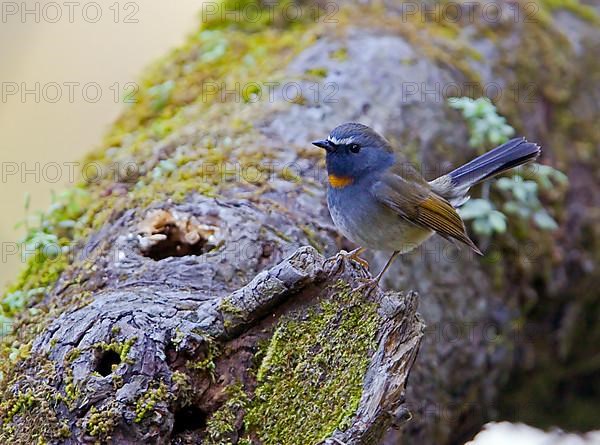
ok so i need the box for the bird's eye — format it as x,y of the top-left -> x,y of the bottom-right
349,144 -> 360,153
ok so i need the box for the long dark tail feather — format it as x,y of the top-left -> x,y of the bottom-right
449,137 -> 541,189
430,137 -> 541,206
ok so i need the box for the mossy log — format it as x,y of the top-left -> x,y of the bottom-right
1,1 -> 599,444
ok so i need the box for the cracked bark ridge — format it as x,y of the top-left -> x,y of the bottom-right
31,197 -> 423,444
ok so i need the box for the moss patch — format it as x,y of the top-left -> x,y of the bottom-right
93,337 -> 137,364
0,354 -> 70,443
134,381 -> 170,423
83,405 -> 119,441
539,0 -> 600,24
244,282 -> 379,445
205,382 -> 249,445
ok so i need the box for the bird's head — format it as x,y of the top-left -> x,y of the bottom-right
313,123 -> 394,188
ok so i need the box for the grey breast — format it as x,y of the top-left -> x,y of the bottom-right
328,183 -> 427,252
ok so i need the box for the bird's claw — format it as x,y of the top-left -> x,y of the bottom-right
348,251 -> 369,269
352,276 -> 380,295
323,250 -> 350,275
324,247 -> 368,275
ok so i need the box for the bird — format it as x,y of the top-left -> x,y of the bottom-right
312,123 -> 541,286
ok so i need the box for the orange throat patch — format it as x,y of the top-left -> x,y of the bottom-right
328,174 -> 353,189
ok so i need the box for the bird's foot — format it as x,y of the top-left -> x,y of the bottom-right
352,275 -> 381,295
324,247 -> 368,275
346,247 -> 369,269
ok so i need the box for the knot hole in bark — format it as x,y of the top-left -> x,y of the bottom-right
94,349 -> 121,377
137,209 -> 222,261
173,406 -> 207,434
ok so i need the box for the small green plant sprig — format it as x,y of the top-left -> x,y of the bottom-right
449,96 -> 515,149
16,188 -> 91,260
1,187 -> 91,322
448,97 -> 567,237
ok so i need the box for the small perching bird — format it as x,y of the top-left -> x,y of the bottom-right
313,123 -> 541,286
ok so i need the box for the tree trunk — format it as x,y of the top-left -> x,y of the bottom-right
1,1 -> 599,444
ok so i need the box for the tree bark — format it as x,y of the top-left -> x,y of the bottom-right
1,1 -> 599,444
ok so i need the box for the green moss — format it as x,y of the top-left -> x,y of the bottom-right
218,298 -> 245,318
171,370 -> 194,408
0,354 -> 69,443
1,187 -> 91,321
330,47 -> 348,61
205,382 -> 249,445
305,67 -> 328,78
539,0 -> 600,24
84,405 -> 118,440
244,282 -> 379,444
200,291 -> 378,445
93,337 -> 138,365
202,0 -> 327,32
2,390 -> 36,423
1,254 -> 68,320
187,336 -> 220,380
134,381 -> 170,423
63,367 -> 80,406
64,348 -> 81,363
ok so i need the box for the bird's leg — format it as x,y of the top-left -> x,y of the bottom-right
355,251 -> 400,292
324,247 -> 368,274
373,250 -> 400,283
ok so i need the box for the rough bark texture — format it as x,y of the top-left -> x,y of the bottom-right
36,215 -> 423,444
1,1 -> 599,444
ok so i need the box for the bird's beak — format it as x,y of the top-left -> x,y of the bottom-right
312,139 -> 333,152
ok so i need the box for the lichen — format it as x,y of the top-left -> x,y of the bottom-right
244,281 -> 379,445
64,348 -> 81,363
219,297 -> 248,331
218,298 -> 245,318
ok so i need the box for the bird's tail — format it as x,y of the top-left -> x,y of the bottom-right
430,137 -> 541,206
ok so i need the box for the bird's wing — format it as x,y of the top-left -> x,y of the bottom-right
371,163 -> 482,255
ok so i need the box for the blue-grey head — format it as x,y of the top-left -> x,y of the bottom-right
312,123 -> 394,188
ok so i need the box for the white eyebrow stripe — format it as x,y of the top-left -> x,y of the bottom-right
328,136 -> 355,145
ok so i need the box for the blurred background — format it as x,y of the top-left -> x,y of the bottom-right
0,0 -> 201,288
